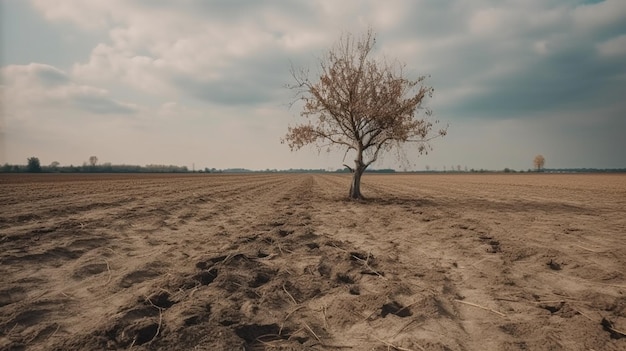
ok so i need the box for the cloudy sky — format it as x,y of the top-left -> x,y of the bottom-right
1,0 -> 625,171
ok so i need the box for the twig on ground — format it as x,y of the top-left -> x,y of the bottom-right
280,245 -> 294,254
220,253 -> 234,265
303,322 -> 321,343
188,286 -> 199,298
144,296 -> 164,344
280,305 -> 305,335
152,306 -> 163,344
602,318 -> 626,337
283,284 -> 298,305
7,323 -> 19,337
351,253 -> 386,279
47,323 -> 61,340
60,292 -> 75,299
453,299 -> 506,317
330,242 -> 348,252
287,327 -> 304,342
571,307 -> 594,321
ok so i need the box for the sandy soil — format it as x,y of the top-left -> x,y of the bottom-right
1,173 -> 625,351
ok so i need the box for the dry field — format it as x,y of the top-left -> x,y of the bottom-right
1,173 -> 625,351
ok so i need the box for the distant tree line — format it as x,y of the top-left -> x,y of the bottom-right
1,157 -> 188,173
2,157 -> 624,174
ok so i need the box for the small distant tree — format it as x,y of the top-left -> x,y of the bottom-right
284,29 -> 446,199
89,156 -> 98,167
425,165 -> 430,172
27,157 -> 42,173
534,154 -> 545,172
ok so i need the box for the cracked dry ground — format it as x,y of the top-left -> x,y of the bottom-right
1,173 -> 625,351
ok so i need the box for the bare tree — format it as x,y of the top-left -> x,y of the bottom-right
284,30 -> 446,199
89,156 -> 98,167
534,154 -> 545,172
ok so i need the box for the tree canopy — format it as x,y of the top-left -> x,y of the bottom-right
534,154 -> 546,172
26,157 -> 42,173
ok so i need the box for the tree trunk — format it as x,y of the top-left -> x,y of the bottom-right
349,163 -> 366,199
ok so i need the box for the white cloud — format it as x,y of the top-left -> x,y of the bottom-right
1,63 -> 137,115
64,3 -> 324,101
30,0 -> 116,30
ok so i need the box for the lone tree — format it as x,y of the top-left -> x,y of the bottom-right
284,30 -> 446,199
27,157 -> 42,173
534,154 -> 546,172
89,156 -> 98,167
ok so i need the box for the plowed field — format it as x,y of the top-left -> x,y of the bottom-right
1,173 -> 625,350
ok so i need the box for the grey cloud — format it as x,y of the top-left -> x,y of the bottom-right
177,76 -> 273,106
72,94 -> 137,114
451,40 -> 624,118
413,2 -> 626,122
172,53 -> 293,106
34,64 -> 70,86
